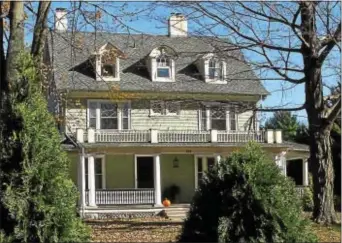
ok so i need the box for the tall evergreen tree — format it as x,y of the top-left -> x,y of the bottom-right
0,52 -> 90,242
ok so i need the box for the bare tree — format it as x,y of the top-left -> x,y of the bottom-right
155,1 -> 341,224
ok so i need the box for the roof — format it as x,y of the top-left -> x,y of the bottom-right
48,31 -> 269,96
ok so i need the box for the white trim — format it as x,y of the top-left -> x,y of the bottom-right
87,100 -> 131,130
85,154 -> 106,190
149,100 -> 180,117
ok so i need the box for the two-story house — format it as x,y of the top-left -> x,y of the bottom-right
47,9 -> 310,217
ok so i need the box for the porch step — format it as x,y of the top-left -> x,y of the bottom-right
163,207 -> 189,220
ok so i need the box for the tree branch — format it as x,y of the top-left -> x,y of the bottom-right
318,22 -> 341,65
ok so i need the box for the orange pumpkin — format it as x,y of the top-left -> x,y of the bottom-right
163,198 -> 171,207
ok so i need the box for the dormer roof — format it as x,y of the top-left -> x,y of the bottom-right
48,32 -> 269,96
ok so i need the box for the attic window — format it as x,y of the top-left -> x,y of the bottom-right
102,64 -> 116,77
156,54 -> 171,78
208,59 -> 224,80
96,44 -> 122,82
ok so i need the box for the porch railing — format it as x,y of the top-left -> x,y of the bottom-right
158,130 -> 210,143
295,186 -> 307,198
76,129 -> 282,144
85,189 -> 155,205
217,131 -> 265,143
95,130 -> 150,143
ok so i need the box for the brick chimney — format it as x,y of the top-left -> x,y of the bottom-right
168,13 -> 187,37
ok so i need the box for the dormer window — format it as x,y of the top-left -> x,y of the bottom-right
156,55 -> 171,78
147,46 -> 177,82
95,43 -> 125,82
208,58 -> 225,82
196,54 -> 227,84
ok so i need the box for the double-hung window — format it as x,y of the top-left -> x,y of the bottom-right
150,101 -> 180,116
88,101 -> 130,130
196,156 -> 216,188
206,58 -> 226,83
211,107 -> 226,131
85,157 -> 105,190
229,110 -> 237,131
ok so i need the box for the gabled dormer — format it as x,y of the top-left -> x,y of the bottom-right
95,43 -> 126,82
196,53 -> 227,84
147,46 -> 177,82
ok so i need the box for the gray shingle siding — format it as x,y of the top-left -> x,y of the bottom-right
48,31 -> 269,96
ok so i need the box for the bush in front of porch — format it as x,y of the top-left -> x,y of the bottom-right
179,143 -> 317,243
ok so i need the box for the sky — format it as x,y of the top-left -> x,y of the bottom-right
27,1 -> 340,124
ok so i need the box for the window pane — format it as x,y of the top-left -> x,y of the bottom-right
197,158 -> 203,172
209,68 -> 216,79
95,158 -> 102,174
101,64 -> 116,77
122,118 -> 129,130
95,175 -> 102,189
230,111 -> 237,131
212,120 -> 226,130
101,103 -> 117,117
151,101 -> 163,114
201,108 -> 207,130
101,118 -> 117,129
207,157 -> 215,169
122,103 -> 129,118
89,118 -> 96,128
166,101 -> 178,114
89,103 -> 97,118
157,68 -> 170,78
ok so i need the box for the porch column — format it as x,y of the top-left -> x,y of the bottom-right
215,155 -> 221,164
78,154 -> 86,207
88,155 -> 96,207
154,155 -> 162,206
302,158 -> 309,186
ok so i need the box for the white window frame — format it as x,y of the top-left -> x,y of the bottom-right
194,155 -> 216,189
149,100 -> 180,116
95,44 -> 121,82
87,100 -> 131,130
199,104 -> 239,131
85,155 -> 106,190
149,48 -> 176,82
203,55 -> 227,84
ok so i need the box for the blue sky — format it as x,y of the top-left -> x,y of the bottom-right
35,2 -> 339,124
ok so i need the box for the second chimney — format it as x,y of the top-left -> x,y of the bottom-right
168,13 -> 187,37
55,8 -> 68,32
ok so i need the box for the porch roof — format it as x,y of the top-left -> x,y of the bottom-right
62,141 -> 309,152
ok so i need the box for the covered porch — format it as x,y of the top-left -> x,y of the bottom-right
72,145 -> 310,209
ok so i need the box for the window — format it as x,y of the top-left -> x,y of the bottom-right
156,54 -> 171,78
196,156 -> 217,187
100,103 -> 118,129
150,101 -> 180,116
206,58 -> 226,83
88,101 -> 130,130
122,102 -> 130,130
85,157 -> 105,190
211,107 -> 226,130
101,63 -> 116,77
201,107 -> 207,130
229,110 -> 237,131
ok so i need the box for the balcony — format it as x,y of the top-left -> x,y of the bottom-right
75,129 -> 283,144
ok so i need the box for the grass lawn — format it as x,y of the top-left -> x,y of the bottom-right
87,213 -> 341,242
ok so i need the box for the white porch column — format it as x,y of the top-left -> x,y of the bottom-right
215,155 -> 221,164
154,155 -> 162,206
302,158 -> 309,186
78,154 -> 86,207
88,155 -> 96,207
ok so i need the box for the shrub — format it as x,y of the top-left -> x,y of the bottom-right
302,174 -> 314,211
0,52 -> 90,242
179,143 -> 317,243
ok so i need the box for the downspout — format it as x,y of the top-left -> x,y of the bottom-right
65,132 -> 86,218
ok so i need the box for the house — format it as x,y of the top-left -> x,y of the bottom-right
46,9 -> 310,217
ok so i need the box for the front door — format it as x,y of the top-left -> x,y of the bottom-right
136,156 -> 154,188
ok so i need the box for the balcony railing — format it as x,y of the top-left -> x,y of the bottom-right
76,129 -> 283,144
85,189 -> 155,205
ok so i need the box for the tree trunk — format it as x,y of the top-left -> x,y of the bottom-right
6,2 -> 25,90
309,128 -> 338,224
